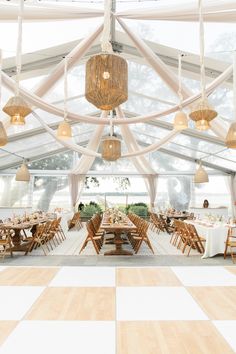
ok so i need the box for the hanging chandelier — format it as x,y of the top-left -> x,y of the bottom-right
174,54 -> 188,131
15,161 -> 30,182
189,99 -> 217,130
57,120 -> 72,139
85,53 -> 128,110
174,111 -> 188,130
3,0 -> 32,125
57,56 -> 72,139
189,0 -> 217,129
226,123 -> 236,148
85,0 -> 128,110
3,96 -> 31,125
194,161 -> 209,183
102,135 -> 121,161
101,111 -> 121,161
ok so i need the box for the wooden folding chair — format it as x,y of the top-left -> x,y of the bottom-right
25,224 -> 49,256
224,226 -> 236,263
185,223 -> 205,256
68,212 -> 83,230
159,214 -> 174,234
127,215 -> 154,254
79,221 -> 104,255
0,229 -> 13,259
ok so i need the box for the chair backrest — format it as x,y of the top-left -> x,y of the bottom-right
185,223 -> 199,240
71,212 -> 80,223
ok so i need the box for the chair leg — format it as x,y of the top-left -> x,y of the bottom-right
224,243 -> 228,259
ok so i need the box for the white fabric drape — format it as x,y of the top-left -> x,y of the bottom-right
69,174 -> 85,209
100,0 -> 113,53
34,24 -> 103,97
32,111 -> 100,157
116,17 -> 191,99
33,110 -> 181,158
117,18 -> 230,141
227,174 -> 236,218
116,106 -> 158,209
116,1 -> 236,22
123,130 -> 179,157
0,3 -> 103,21
1,1 -> 235,23
1,64 -> 232,126
68,111 -> 108,208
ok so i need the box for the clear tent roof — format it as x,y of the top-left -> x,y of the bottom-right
0,0 -> 236,175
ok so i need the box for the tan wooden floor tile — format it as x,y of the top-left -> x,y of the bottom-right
116,267 -> 181,286
0,267 -> 59,286
117,321 -> 234,354
25,287 -> 115,320
0,321 -> 18,345
188,287 -> 236,320
225,267 -> 236,276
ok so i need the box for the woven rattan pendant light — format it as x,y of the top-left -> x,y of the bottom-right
85,0 -> 128,110
174,54 -> 188,130
102,135 -> 121,161
226,53 -> 236,148
195,118 -> 210,131
57,56 -> 72,139
194,161 -> 209,183
3,96 -> 31,125
189,0 -> 217,129
102,113 -> 121,161
3,0 -> 31,125
15,161 -> 30,182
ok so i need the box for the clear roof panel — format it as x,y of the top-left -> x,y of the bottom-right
0,1 -> 234,174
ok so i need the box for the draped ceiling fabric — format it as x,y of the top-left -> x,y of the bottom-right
34,24 -> 103,97
0,2 -> 103,21
226,175 -> 236,218
1,64 -> 232,129
116,107 -> 158,210
69,112 -> 108,208
116,1 -> 236,22
1,1 -> 235,23
117,18 -> 229,141
1,1 -> 235,210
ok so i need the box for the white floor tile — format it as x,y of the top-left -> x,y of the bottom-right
213,321 -> 236,352
116,287 -> 208,320
0,321 -> 115,354
0,286 -> 44,320
49,266 -> 115,287
171,266 -> 236,286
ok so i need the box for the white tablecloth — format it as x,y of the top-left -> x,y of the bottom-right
186,220 -> 229,258
189,207 -> 228,218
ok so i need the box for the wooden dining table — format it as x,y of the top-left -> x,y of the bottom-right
0,218 -> 48,252
100,216 -> 137,256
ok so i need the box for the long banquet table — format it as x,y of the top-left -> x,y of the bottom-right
185,219 -> 234,259
100,215 -> 136,256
